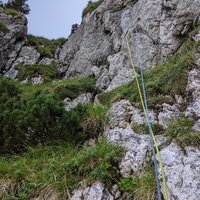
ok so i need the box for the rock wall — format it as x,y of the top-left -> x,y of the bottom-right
58,0 -> 200,91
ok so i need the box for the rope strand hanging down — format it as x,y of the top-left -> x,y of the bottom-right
125,28 -> 168,200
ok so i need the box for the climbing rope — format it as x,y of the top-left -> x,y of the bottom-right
126,28 -> 168,200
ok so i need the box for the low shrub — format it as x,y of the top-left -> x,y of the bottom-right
119,163 -> 157,200
165,117 -> 200,148
26,35 -> 66,58
0,21 -> 9,33
4,8 -> 22,16
82,0 -> 103,16
16,64 -> 58,83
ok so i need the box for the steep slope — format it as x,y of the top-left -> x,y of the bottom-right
0,0 -> 200,200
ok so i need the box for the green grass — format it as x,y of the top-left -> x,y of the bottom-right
16,64 -> 58,83
82,0 -> 103,16
81,103 -> 109,138
0,21 -> 9,33
98,29 -> 199,108
4,8 -> 22,16
18,77 -> 96,100
26,35 -> 66,58
132,123 -> 163,135
119,163 -> 157,200
0,138 -> 123,199
165,117 -> 200,149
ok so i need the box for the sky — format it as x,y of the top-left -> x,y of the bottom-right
2,0 -> 89,39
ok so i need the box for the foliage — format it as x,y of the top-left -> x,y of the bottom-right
98,31 -> 199,108
53,77 -> 96,100
80,103 -> 109,138
4,0 -> 30,15
4,8 -> 22,16
119,163 -> 157,200
26,35 -> 66,58
16,64 -> 58,83
82,0 -> 103,16
0,21 -> 9,33
165,117 -> 200,148
132,123 -> 163,135
0,138 -> 123,198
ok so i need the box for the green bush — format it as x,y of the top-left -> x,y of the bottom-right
80,103 -> 108,138
119,163 -> 157,200
53,77 -> 96,100
4,8 -> 22,16
165,117 -> 200,148
0,77 -> 96,153
0,138 -> 123,198
16,64 -> 58,83
82,0 -> 103,16
26,35 -> 66,58
0,21 -> 9,33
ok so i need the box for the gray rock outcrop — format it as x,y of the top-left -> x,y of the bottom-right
160,144 -> 200,200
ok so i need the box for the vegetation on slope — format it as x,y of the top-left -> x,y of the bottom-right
165,117 -> 200,149
0,138 -> 123,199
119,163 -> 157,200
0,21 -> 9,33
82,0 -> 103,16
26,35 -> 66,58
0,76 -> 103,153
19,76 -> 96,100
16,64 -> 58,83
4,8 -> 22,16
98,30 -> 199,108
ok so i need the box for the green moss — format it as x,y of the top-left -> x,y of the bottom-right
82,0 -> 103,16
0,138 -> 123,198
4,8 -> 22,16
119,163 -> 157,200
0,21 -> 9,33
16,64 -> 58,83
98,28 -> 199,108
26,35 -> 66,58
165,117 -> 200,148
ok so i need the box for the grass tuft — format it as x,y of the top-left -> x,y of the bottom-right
0,138 -> 123,198
16,64 -> 58,83
119,163 -> 157,200
0,21 -> 9,33
4,8 -> 22,16
165,117 -> 200,149
82,0 -> 103,16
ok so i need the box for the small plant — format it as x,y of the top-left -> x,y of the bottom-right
119,163 -> 157,200
16,64 -> 58,83
26,35 -> 66,58
165,117 -> 200,148
0,21 -> 9,33
132,123 -> 163,135
4,8 -> 22,16
82,0 -> 103,16
81,103 -> 109,138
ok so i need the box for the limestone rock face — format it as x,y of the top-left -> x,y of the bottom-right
57,0 -> 200,91
64,93 -> 93,111
160,144 -> 200,200
106,100 -> 167,176
71,182 -> 114,200
185,69 -> 200,118
0,9 -> 27,74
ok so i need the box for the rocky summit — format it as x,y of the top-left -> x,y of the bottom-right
0,0 -> 200,200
